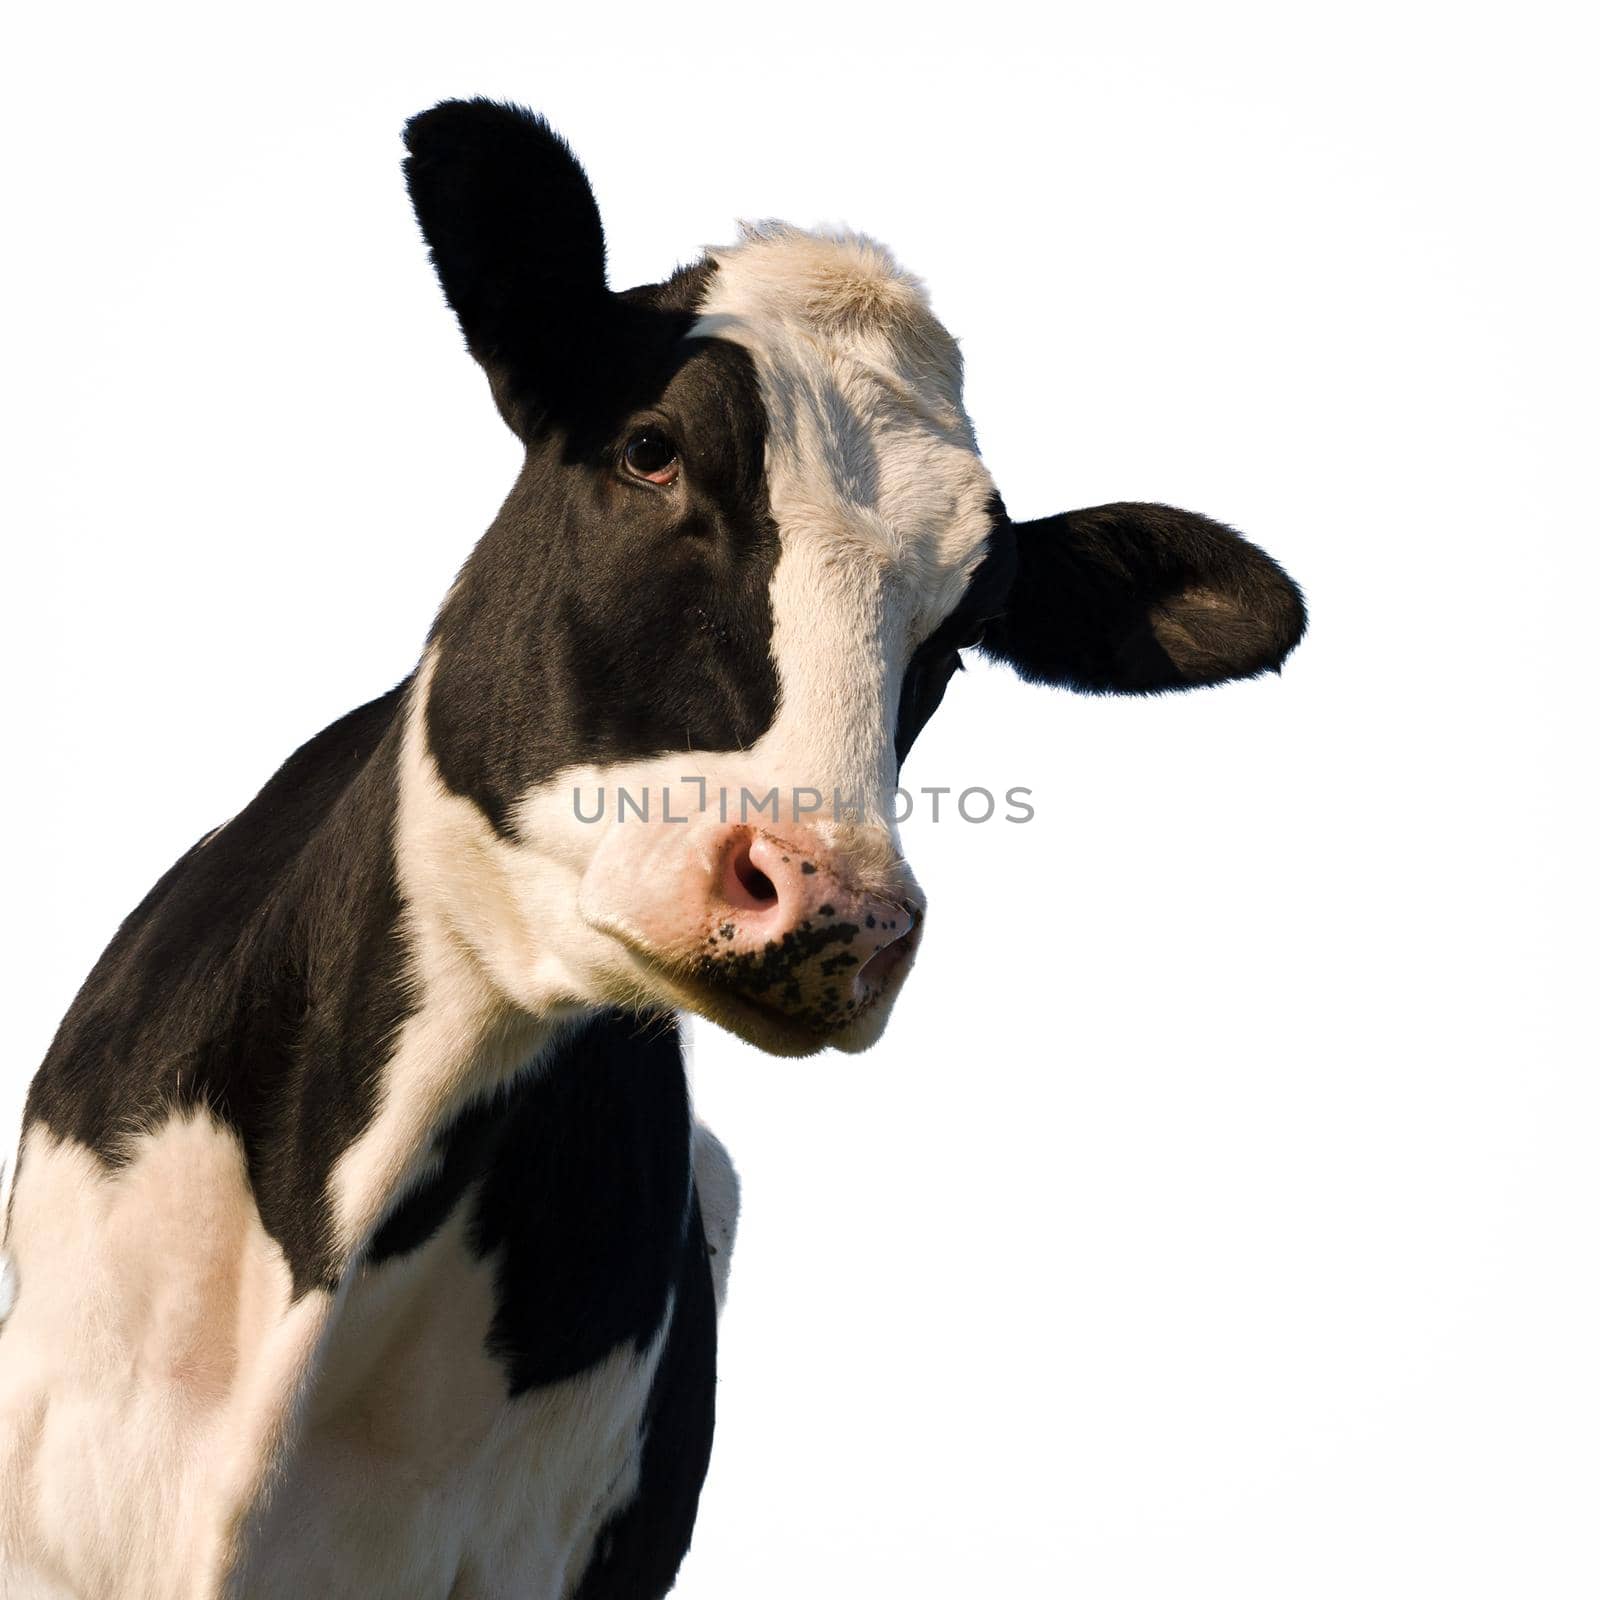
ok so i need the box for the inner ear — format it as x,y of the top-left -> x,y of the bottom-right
1147,586 -> 1290,683
981,502 -> 1306,694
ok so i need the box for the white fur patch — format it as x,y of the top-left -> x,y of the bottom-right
696,222 -> 996,625
691,224 -> 997,819
0,1117 -> 327,1599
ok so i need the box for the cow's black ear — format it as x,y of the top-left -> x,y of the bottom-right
403,99 -> 616,433
980,502 -> 1306,693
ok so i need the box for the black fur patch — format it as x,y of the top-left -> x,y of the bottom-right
570,1198 -> 718,1600
423,336 -> 784,835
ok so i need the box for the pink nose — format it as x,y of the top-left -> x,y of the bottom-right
695,828 -> 920,1030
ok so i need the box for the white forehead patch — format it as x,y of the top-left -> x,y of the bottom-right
691,222 -> 997,635
678,224 -> 1002,822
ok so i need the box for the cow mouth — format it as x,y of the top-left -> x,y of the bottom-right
698,924 -> 918,1043
684,956 -> 913,1055
604,923 -> 921,1057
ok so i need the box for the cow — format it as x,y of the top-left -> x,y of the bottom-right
0,99 -> 1306,1599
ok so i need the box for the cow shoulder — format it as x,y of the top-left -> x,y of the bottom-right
21,681 -> 415,1297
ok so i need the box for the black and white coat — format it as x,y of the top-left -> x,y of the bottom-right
0,102 -> 1306,1599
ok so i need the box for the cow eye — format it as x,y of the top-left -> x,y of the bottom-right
622,428 -> 680,487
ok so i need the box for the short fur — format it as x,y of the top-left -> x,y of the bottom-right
0,99 -> 1305,1599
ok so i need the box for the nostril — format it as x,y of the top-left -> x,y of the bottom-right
722,834 -> 782,912
738,859 -> 778,905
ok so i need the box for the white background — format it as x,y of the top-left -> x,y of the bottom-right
3,3 -> 1596,1595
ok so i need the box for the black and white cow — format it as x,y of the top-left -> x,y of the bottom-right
0,101 -> 1305,1598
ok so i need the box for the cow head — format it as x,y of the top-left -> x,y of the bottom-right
399,100 -> 1306,1058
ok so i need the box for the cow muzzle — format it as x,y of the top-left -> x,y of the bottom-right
701,827 -> 919,1027
578,820 -> 923,1054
